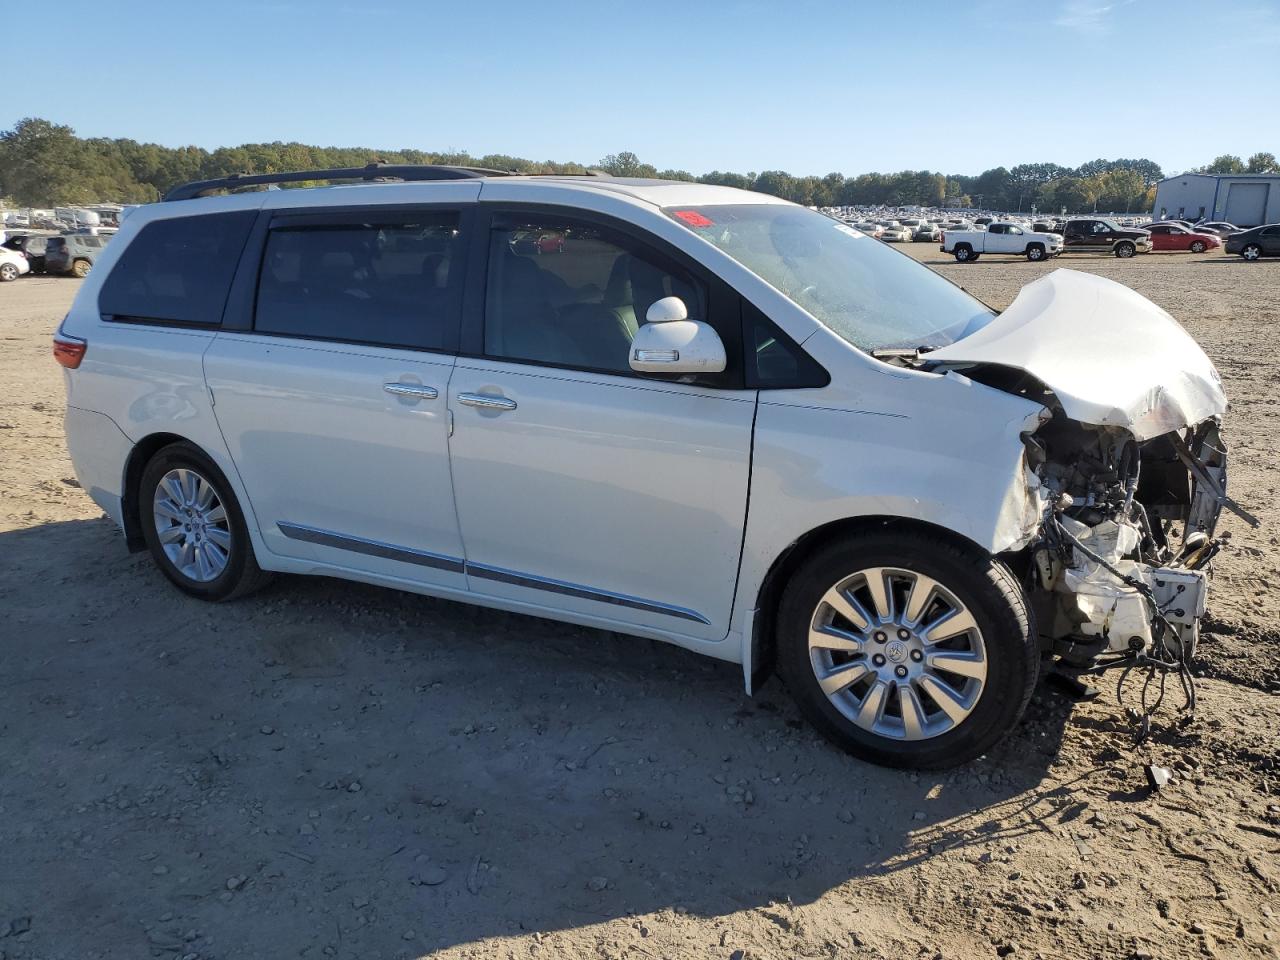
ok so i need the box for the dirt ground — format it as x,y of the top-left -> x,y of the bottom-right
1,247 -> 1278,960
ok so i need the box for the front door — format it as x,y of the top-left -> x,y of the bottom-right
1063,221 -> 1091,251
205,207 -> 471,588
446,210 -> 756,641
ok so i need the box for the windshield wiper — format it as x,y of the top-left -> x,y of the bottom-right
869,346 -> 935,363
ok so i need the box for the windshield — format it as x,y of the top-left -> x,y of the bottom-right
665,204 -> 995,351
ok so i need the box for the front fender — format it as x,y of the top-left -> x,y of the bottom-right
732,365 -> 1048,690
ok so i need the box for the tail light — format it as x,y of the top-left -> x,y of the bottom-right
53,330 -> 87,369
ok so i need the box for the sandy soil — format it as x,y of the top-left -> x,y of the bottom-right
1,250 -> 1278,960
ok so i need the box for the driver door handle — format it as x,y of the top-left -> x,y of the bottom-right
383,382 -> 439,400
457,392 -> 517,412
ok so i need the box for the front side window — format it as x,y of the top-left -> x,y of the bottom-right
485,217 -> 704,374
255,213 -> 462,350
664,204 -> 993,352
99,210 -> 255,325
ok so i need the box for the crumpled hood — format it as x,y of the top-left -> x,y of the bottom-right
928,269 -> 1226,441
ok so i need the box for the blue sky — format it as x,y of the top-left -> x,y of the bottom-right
12,0 -> 1279,176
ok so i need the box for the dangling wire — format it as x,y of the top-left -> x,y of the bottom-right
1051,516 -> 1197,739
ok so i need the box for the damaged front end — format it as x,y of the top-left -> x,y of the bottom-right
1025,416 -> 1252,672
924,268 -> 1260,727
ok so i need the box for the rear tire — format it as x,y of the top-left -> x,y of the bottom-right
139,442 -> 272,602
953,245 -> 973,262
775,531 -> 1038,769
1242,243 -> 1262,261
71,259 -> 91,278
1114,241 -> 1136,258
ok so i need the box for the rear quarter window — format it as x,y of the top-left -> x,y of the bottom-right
98,211 -> 256,326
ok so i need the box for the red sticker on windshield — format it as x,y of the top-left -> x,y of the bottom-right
673,210 -> 714,227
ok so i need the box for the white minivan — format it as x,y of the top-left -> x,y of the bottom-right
56,164 -> 1235,768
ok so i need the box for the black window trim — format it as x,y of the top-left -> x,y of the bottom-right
461,202 -> 751,390
221,202 -> 472,356
741,298 -> 830,391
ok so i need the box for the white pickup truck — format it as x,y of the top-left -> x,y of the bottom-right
941,222 -> 1064,262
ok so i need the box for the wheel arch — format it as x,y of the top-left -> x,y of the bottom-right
120,431 -> 199,552
745,514 -> 994,693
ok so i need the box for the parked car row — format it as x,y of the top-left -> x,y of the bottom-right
826,203 -> 1276,262
1,229 -> 113,278
3,205 -> 124,231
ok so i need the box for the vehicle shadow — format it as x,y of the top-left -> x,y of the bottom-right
1,518 -> 1085,959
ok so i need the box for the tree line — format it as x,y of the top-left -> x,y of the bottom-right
2,117 -> 1277,213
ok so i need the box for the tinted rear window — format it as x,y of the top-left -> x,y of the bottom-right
99,211 -> 255,326
253,213 -> 463,350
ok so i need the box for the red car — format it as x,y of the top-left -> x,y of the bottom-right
1144,223 -> 1221,253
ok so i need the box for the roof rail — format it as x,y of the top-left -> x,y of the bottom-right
161,162 -> 515,202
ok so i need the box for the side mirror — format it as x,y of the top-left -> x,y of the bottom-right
629,297 -> 727,375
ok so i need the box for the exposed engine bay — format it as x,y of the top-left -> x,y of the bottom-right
916,333 -> 1259,733
889,268 -> 1259,733
1022,411 -> 1257,727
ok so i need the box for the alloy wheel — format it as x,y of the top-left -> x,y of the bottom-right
807,567 -> 987,741
152,468 -> 232,582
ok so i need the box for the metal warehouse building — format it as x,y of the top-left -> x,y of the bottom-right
1153,173 -> 1280,227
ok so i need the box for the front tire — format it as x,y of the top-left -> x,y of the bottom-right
139,442 -> 272,601
0,263 -> 18,282
1026,244 -> 1045,261
1189,241 -> 1206,253
1114,241 -> 1136,258
1242,243 -> 1262,261
775,531 -> 1037,769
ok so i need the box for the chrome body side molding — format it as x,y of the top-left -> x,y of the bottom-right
276,522 -> 709,624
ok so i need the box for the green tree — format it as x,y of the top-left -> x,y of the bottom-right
0,118 -> 96,205
597,151 -> 657,178
753,170 -> 797,200
1094,168 -> 1146,212
697,170 -> 753,190
1246,151 -> 1278,173
1203,154 -> 1246,174
972,166 -> 1013,209
1038,176 -> 1100,213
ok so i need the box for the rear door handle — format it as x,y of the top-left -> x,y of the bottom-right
383,382 -> 439,400
457,392 -> 517,412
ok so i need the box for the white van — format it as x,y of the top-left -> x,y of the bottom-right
53,164 -> 1234,768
